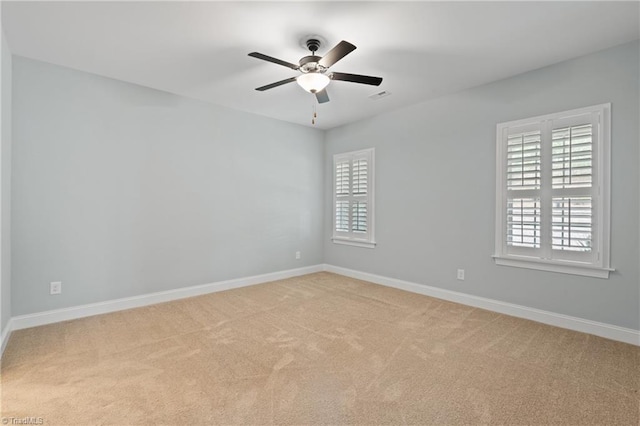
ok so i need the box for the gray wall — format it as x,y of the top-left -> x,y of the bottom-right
12,56 -> 324,316
8,41 -> 640,332
1,30 -> 11,332
324,41 -> 640,330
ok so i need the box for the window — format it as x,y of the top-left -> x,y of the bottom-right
494,104 -> 612,278
333,148 -> 375,248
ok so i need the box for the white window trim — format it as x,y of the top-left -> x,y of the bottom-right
332,239 -> 376,249
494,103 -> 612,278
332,148 -> 376,249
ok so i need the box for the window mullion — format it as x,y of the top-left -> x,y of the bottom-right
540,119 -> 553,260
348,158 -> 355,239
591,111 -> 602,264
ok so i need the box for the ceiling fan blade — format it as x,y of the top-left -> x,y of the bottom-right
318,40 -> 356,68
255,77 -> 297,91
331,72 -> 383,86
248,52 -> 299,70
315,89 -> 330,104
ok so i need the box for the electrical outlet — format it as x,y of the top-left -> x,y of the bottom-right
50,281 -> 62,295
457,269 -> 465,281
295,251 -> 301,260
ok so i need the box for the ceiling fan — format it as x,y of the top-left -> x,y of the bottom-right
248,38 -> 383,104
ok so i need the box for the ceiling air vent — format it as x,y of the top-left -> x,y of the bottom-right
368,90 -> 391,100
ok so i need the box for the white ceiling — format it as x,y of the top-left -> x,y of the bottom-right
2,1 -> 639,130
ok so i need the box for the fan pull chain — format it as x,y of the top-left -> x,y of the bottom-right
311,99 -> 317,125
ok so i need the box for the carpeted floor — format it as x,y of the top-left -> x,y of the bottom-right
1,272 -> 639,425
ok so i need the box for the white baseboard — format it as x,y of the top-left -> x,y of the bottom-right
3,263 -> 638,356
323,264 -> 640,346
7,264 -> 324,336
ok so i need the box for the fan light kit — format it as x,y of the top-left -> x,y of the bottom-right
296,73 -> 330,93
248,37 -> 383,107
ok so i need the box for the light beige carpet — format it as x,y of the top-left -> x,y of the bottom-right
1,272 -> 638,425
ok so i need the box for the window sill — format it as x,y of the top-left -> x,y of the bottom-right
332,238 -> 376,249
493,255 -> 613,279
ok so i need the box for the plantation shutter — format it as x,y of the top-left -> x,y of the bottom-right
495,104 -> 610,277
548,113 -> 599,263
351,158 -> 368,233
333,149 -> 375,247
335,160 -> 350,232
506,130 -> 542,252
501,125 -> 543,257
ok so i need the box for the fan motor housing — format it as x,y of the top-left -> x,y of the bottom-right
299,55 -> 326,73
